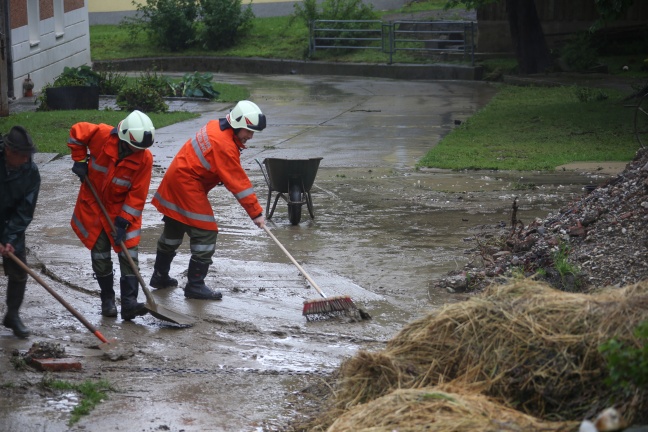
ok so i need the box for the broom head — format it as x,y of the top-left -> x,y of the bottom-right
302,295 -> 360,321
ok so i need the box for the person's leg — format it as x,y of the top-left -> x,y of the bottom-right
150,216 -> 185,289
91,231 -> 117,317
184,227 -> 221,300
117,244 -> 147,320
2,250 -> 31,338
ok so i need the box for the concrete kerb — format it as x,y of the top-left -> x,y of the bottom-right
93,57 -> 484,81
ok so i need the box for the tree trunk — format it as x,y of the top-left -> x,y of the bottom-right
506,0 -> 552,74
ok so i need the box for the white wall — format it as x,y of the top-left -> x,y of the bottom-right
11,6 -> 91,96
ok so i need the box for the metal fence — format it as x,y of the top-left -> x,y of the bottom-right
309,19 -> 476,65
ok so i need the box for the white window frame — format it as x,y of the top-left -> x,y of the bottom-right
54,0 -> 65,38
27,0 -> 40,46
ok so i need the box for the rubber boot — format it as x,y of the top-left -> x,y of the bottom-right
119,275 -> 148,320
96,272 -> 117,317
3,279 -> 30,338
149,251 -> 178,289
184,259 -> 222,300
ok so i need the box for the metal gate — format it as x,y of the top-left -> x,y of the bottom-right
309,19 -> 475,66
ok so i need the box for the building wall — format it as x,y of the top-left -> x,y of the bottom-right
10,0 -> 91,96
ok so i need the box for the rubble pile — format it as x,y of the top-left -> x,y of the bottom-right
435,147 -> 648,293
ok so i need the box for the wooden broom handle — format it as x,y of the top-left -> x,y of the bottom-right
263,226 -> 326,299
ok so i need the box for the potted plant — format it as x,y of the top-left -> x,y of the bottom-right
39,66 -> 101,110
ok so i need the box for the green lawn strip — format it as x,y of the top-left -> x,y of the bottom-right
90,1 -> 456,64
43,378 -> 113,426
0,111 -> 198,154
419,85 -> 637,171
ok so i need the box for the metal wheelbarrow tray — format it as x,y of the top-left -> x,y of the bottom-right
257,157 -> 323,225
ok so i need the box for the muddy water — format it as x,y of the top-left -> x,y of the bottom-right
0,73 -> 622,431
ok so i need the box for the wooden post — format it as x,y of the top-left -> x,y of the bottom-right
0,0 -> 9,117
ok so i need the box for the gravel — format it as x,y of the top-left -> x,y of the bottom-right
433,147 -> 648,293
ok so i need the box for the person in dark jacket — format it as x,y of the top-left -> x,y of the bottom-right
0,126 -> 40,338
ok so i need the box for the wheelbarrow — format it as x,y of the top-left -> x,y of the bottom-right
256,157 -> 323,225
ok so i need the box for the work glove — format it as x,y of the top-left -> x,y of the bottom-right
112,216 -> 129,245
72,160 -> 88,181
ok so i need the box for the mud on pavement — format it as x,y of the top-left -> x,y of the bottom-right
0,73 -> 623,431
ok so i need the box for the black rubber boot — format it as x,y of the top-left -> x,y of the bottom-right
119,275 -> 148,320
3,279 -> 30,338
184,259 -> 222,300
149,251 -> 178,289
96,272 -> 117,317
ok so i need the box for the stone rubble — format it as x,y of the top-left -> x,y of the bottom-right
434,147 -> 648,293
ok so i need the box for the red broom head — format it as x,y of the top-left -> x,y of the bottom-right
302,295 -> 358,320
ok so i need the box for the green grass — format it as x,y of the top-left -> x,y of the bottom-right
42,378 -> 113,425
418,84 -> 638,171
0,111 -> 198,154
90,1 -> 463,64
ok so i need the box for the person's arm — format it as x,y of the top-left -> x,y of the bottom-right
3,170 -> 40,248
213,143 -> 264,222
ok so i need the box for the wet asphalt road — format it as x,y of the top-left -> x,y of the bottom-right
0,73 -> 617,431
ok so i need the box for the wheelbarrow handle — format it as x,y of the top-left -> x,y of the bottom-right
255,158 -> 272,188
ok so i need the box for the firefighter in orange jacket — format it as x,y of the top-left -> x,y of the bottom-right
68,110 -> 155,320
150,100 -> 266,300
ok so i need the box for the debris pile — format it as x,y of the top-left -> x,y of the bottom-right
434,147 -> 648,293
11,341 -> 66,370
308,280 -> 648,431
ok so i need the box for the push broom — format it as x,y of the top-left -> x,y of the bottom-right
263,226 -> 369,321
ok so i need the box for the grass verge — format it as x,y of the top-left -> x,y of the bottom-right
0,111 -> 198,154
419,84 -> 639,171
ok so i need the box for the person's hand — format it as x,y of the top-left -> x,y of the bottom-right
72,160 -> 88,181
252,215 -> 266,228
0,243 -> 15,257
112,216 -> 129,244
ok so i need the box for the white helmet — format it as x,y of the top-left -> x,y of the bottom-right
117,110 -> 155,149
226,100 -> 266,132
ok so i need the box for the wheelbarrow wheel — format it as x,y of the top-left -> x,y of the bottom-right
288,182 -> 302,225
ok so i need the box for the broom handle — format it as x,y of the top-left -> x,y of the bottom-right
263,226 -> 327,299
7,252 -> 110,344
84,178 -> 156,307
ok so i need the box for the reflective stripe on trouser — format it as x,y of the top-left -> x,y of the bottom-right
91,230 -> 139,277
156,215 -> 217,264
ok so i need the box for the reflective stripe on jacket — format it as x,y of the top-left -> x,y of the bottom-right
152,119 -> 263,231
68,122 -> 153,252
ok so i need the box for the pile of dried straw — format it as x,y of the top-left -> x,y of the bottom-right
317,280 -> 648,430
328,385 -> 577,432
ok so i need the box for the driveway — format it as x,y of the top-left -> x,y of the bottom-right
0,73 -> 615,431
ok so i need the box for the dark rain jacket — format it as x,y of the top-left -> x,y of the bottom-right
0,141 -> 41,254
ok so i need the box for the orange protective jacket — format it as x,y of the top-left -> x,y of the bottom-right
68,122 -> 153,252
152,119 -> 263,231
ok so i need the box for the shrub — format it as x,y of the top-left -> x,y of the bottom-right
559,31 -> 599,72
599,320 -> 648,391
130,0 -> 199,51
169,72 -> 221,98
199,0 -> 255,50
117,83 -> 169,113
135,69 -> 175,97
53,65 -> 101,87
97,67 -> 128,95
